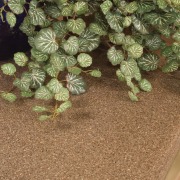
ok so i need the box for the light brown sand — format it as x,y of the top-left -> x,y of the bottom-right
0,51 -> 180,180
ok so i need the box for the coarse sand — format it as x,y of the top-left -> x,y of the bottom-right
0,50 -> 180,180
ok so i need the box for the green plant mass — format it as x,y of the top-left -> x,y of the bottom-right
0,0 -> 179,120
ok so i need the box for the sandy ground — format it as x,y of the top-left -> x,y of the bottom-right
0,51 -> 180,180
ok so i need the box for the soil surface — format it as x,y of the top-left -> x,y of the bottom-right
0,50 -> 180,180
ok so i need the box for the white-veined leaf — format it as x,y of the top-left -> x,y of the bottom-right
55,88 -> 69,101
139,79 -> 152,92
14,52 -> 28,66
77,53 -> 92,67
1,63 -> 16,76
34,28 -> 59,54
1,92 -> 17,103
46,78 -> 63,94
67,18 -> 86,35
63,36 -> 79,55
35,86 -> 53,100
107,46 -> 124,66
66,73 -> 86,95
6,12 -> 16,27
138,53 -> 159,71
128,43 -> 143,59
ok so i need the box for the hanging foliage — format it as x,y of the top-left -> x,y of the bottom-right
0,0 -> 179,120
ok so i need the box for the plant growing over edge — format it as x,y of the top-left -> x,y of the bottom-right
0,0 -> 179,121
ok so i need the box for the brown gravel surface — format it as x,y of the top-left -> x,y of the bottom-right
0,51 -> 180,180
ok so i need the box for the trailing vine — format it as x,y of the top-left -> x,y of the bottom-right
0,0 -> 179,121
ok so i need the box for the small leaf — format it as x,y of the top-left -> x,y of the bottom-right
6,12 -> 16,27
68,67 -> 82,75
116,69 -> 125,81
74,2 -> 88,15
1,92 -> 17,103
24,69 -> 46,89
14,52 -> 28,67
123,16 -> 132,27
55,88 -> 70,102
21,90 -> 34,98
13,77 -> 31,91
29,8 -> 46,26
120,59 -> 138,77
1,63 -> 16,76
106,12 -> 123,33
100,0 -> 113,15
35,86 -> 53,100
139,79 -> 152,92
63,36 -> 79,55
32,106 -> 48,113
66,73 -> 86,95
38,115 -> 51,121
8,0 -> 25,14
128,91 -> 138,101
77,53 -> 92,67
107,46 -> 124,66
31,48 -> 49,62
79,29 -> 100,52
145,35 -> 162,51
50,53 -> 66,71
162,60 -> 179,73
125,1 -> 138,13
128,43 -> 143,59
90,70 -> 102,78
138,53 -> 159,71
56,101 -> 72,113
67,18 -> 86,35
46,78 -> 63,94
34,28 -> 59,54
89,23 -> 107,36
53,21 -> 68,38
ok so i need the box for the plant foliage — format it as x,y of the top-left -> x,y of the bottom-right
0,0 -> 179,120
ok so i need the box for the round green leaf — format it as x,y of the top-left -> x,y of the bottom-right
35,86 -> 53,100
128,91 -> 138,101
128,43 -> 143,59
32,106 -> 48,113
120,59 -> 138,77
46,78 -> 63,94
77,53 -> 92,67
90,70 -> 102,78
14,52 -> 28,67
74,2 -> 88,15
66,73 -> 86,95
139,79 -> 152,92
1,63 -> 16,76
68,67 -> 82,75
34,28 -> 59,54
38,115 -> 51,121
8,0 -> 24,14
107,46 -> 124,66
1,92 -> 17,103
100,0 -> 113,15
67,18 -> 86,35
55,88 -> 69,101
63,36 -> 79,55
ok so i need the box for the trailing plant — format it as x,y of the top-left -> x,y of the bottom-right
0,0 -> 179,121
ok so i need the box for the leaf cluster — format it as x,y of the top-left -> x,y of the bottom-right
0,0 -> 179,120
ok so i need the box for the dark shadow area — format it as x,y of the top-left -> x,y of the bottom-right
160,74 -> 180,95
0,25 -> 30,60
71,111 -> 92,122
0,0 -> 30,60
